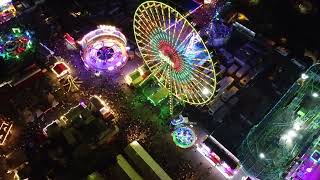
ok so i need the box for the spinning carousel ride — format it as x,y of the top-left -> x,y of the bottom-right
78,25 -> 128,72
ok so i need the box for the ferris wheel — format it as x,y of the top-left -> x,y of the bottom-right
134,1 -> 217,107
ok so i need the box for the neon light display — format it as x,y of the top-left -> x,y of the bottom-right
285,147 -> 320,180
78,25 -> 128,72
172,126 -> 196,148
0,0 -> 16,24
134,1 -> 218,107
0,27 -> 34,61
196,136 -> 240,179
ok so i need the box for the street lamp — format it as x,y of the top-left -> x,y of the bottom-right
301,73 -> 309,80
312,92 -> 319,98
259,153 -> 265,159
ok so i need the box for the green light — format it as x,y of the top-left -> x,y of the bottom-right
0,27 -> 35,61
172,126 -> 196,149
12,28 -> 21,34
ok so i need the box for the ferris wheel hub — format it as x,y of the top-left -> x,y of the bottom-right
158,40 -> 183,71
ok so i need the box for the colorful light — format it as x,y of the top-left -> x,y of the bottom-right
0,27 -> 34,61
0,0 -> 16,24
78,25 -> 128,72
133,1 -> 218,105
172,126 -> 196,148
196,136 -> 240,179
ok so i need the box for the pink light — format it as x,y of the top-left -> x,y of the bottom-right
307,168 -> 313,173
116,61 -> 122,67
79,25 -> 128,72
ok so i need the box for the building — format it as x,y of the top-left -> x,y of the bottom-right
46,98 -> 118,146
147,87 -> 170,106
110,154 -> 143,180
125,64 -> 151,87
124,141 -> 172,180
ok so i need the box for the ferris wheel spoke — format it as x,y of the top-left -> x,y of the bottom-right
174,18 -> 186,47
181,83 -> 198,104
148,6 -> 161,29
192,63 -> 215,73
191,66 -> 214,80
142,4 -> 160,31
192,77 -> 214,98
138,11 -> 157,32
186,81 -> 203,103
157,65 -> 170,85
136,13 -> 154,31
154,5 -> 165,30
160,4 -> 167,30
166,7 -> 172,44
144,58 -> 160,65
150,62 -> 166,78
144,7 -> 159,30
176,31 -> 193,50
136,33 -> 157,48
184,62 -> 215,87
148,61 -> 164,71
136,37 -> 152,48
172,10 -> 179,44
189,80 -> 207,103
135,18 -> 154,35
190,70 -> 216,90
168,11 -> 177,45
172,78 -> 179,97
139,45 -> 159,55
143,53 -> 158,59
135,24 -> 154,38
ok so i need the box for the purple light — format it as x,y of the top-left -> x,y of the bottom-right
79,25 -> 128,72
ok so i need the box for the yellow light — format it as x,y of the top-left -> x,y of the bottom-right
237,13 -> 249,21
138,66 -> 145,76
0,121 -> 13,146
125,75 -> 132,85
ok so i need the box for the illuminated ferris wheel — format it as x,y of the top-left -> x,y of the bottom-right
134,1 -> 217,106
